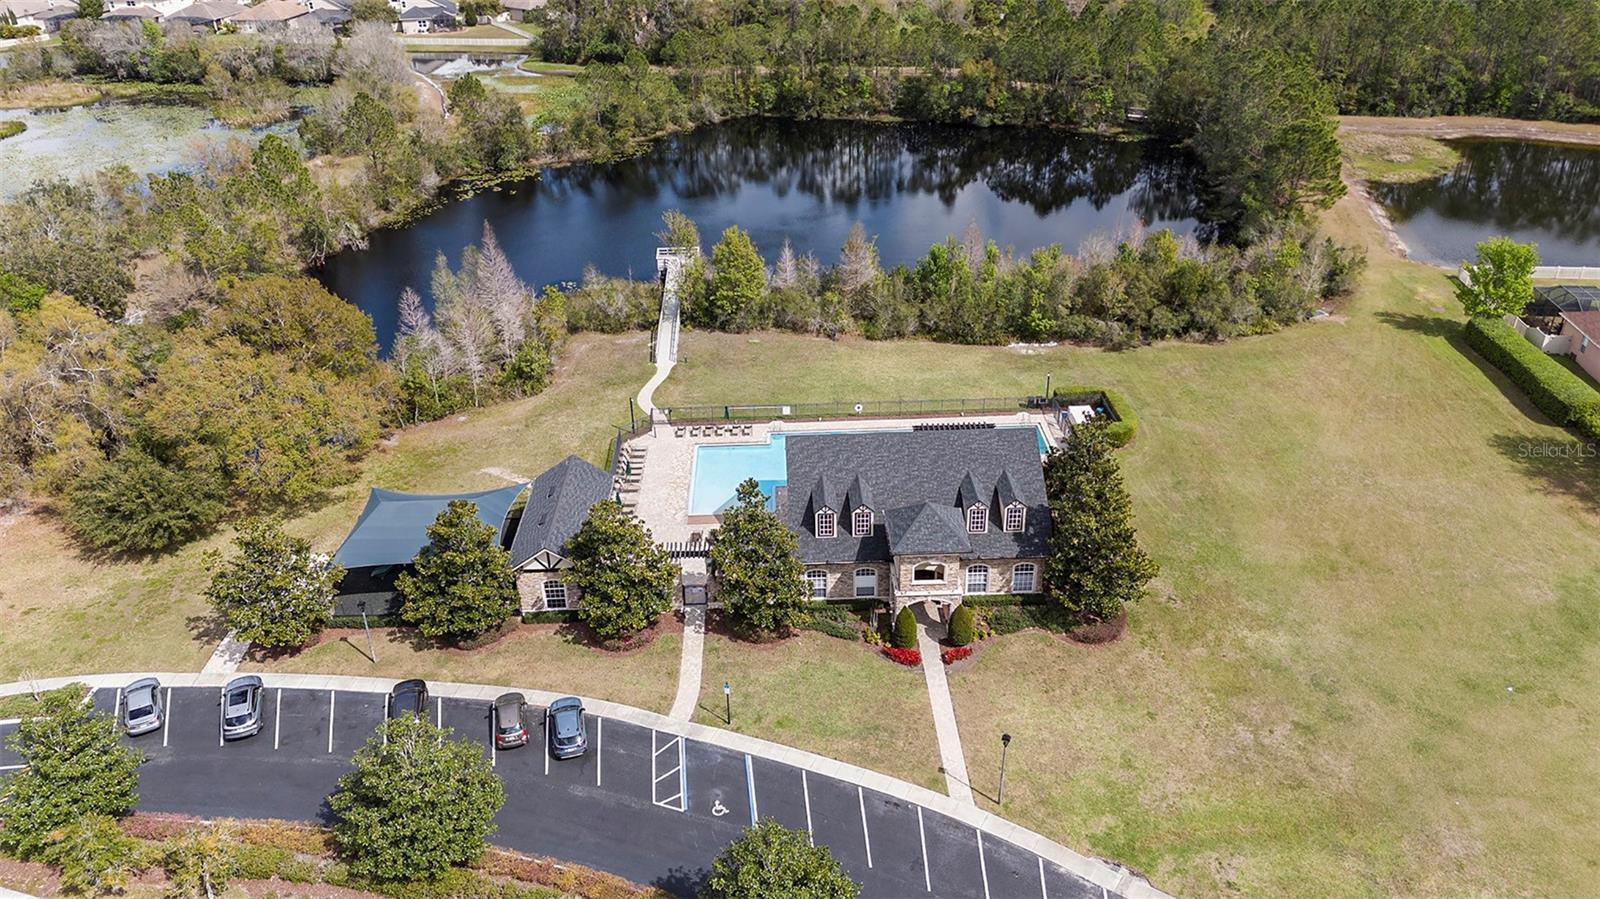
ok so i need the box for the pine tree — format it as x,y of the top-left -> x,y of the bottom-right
1043,420 -> 1158,621
709,479 -> 808,637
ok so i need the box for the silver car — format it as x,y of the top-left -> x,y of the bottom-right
220,675 -> 264,741
122,677 -> 164,737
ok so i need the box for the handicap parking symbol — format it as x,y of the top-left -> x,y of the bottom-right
711,799 -> 729,817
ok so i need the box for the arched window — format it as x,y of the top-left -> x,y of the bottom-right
967,503 -> 987,534
852,507 -> 873,537
815,509 -> 836,538
805,569 -> 829,598
912,562 -> 945,583
965,564 -> 989,594
543,579 -> 569,610
1012,563 -> 1037,594
1004,503 -> 1025,533
853,567 -> 878,598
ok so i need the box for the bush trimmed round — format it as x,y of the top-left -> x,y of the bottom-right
947,605 -> 976,646
892,606 -> 918,649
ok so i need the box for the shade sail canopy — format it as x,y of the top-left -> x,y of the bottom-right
332,483 -> 527,569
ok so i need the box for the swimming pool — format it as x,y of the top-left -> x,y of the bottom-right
686,426 -> 1050,516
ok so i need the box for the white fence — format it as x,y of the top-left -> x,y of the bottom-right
402,36 -> 529,46
1505,314 -> 1573,355
1534,265 -> 1600,281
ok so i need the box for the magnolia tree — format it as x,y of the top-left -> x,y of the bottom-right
702,820 -> 858,899
205,519 -> 343,651
396,499 -> 520,643
709,479 -> 808,637
564,499 -> 677,641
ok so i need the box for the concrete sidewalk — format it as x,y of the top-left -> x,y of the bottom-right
0,670 -> 1170,899
916,614 -> 975,805
667,605 -> 705,720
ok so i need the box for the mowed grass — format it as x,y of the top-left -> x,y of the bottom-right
691,630 -> 944,791
0,333 -> 653,692
658,196 -> 1600,897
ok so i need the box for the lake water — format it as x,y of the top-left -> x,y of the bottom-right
317,118 -> 1207,351
0,101 -> 297,199
1373,139 -> 1600,267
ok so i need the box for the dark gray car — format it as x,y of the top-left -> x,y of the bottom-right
494,692 -> 529,749
123,677 -> 164,737
220,675 -> 264,741
546,696 -> 587,759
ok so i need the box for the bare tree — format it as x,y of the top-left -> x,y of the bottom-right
961,219 -> 985,272
836,223 -> 880,298
473,224 -> 530,364
336,21 -> 414,103
771,238 -> 799,290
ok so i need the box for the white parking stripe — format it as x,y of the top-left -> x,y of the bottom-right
744,754 -> 757,825
113,688 -> 122,722
327,691 -> 335,754
677,735 -> 686,813
544,732 -> 550,776
918,806 -> 931,892
162,688 -> 171,747
273,690 -> 281,751
802,770 -> 814,846
436,697 -> 442,729
218,688 -> 224,747
858,786 -> 872,868
976,829 -> 991,899
1039,857 -> 1049,899
595,718 -> 602,787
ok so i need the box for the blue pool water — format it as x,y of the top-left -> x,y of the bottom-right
687,426 -> 1050,516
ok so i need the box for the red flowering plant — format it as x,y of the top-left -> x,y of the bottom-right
882,646 -> 921,666
941,646 -> 972,665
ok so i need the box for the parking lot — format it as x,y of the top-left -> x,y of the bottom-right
1,686 -> 1114,899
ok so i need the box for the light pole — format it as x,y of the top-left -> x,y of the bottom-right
360,600 -> 377,664
723,681 -> 732,725
998,733 -> 1012,803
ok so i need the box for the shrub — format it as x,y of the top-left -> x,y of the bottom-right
63,447 -> 225,554
941,646 -> 972,665
703,819 -> 857,899
521,609 -> 580,624
1052,387 -> 1137,446
798,605 -> 859,640
1464,316 -> 1600,440
947,605 -> 976,646
982,603 -> 1063,635
892,606 -> 918,649
882,646 -> 921,666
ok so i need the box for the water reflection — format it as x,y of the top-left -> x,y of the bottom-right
1374,139 -> 1600,265
318,118 -> 1206,351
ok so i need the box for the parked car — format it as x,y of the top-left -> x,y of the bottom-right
494,692 -> 530,749
387,679 -> 429,720
546,696 -> 587,759
123,677 -> 164,737
220,675 -> 264,741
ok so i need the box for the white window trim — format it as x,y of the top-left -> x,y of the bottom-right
853,567 -> 877,598
815,508 -> 836,539
805,569 -> 829,598
967,503 -> 988,534
1003,502 -> 1025,533
543,579 -> 569,609
1012,562 -> 1037,594
965,564 -> 989,594
852,507 -> 873,537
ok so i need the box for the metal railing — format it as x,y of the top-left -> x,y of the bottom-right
661,395 -> 1039,423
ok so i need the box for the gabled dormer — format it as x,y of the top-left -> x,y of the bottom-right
846,474 -> 875,537
810,473 -> 841,538
994,470 -> 1025,533
957,471 -> 987,534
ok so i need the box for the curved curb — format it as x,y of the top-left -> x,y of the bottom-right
0,672 -> 1172,899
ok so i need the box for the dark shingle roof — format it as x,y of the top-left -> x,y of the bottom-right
508,455 -> 612,567
779,428 -> 1050,564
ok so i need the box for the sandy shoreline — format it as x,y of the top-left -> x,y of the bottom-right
1339,114 -> 1600,147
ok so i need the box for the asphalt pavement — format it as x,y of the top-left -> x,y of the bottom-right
0,686 -> 1117,899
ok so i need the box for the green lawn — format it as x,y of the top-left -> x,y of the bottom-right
691,629 -> 943,791
658,195 -> 1600,897
0,333 -> 653,690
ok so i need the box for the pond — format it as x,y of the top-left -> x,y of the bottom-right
1372,139 -> 1600,267
317,118 -> 1208,352
0,101 -> 297,200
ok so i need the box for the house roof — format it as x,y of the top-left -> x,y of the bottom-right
1,0 -> 76,16
500,0 -> 541,9
397,1 -> 451,17
1530,284 -> 1600,317
332,482 -> 527,569
778,428 -> 1051,564
103,5 -> 162,17
306,6 -> 348,22
232,0 -> 306,20
1561,310 -> 1600,344
508,455 -> 612,567
167,0 -> 243,21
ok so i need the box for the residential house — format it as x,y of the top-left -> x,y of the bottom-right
230,0 -> 311,31
1562,309 -> 1600,383
102,3 -> 165,19
774,428 -> 1050,619
2,0 -> 78,32
509,455 -> 613,613
166,0 -> 246,30
1507,284 -> 1600,361
495,0 -> 540,21
394,0 -> 456,32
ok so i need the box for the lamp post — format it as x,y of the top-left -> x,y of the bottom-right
998,733 -> 1012,803
723,681 -> 732,725
359,600 -> 377,664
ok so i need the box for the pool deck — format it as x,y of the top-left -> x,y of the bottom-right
627,412 -> 1062,548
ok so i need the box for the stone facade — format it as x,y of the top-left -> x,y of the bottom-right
797,556 -> 1044,612
517,568 -> 580,613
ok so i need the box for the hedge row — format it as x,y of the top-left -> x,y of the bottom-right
1464,317 -> 1600,440
1052,386 -> 1138,446
522,609 -> 580,624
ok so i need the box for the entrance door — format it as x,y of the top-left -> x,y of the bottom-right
682,584 -> 708,606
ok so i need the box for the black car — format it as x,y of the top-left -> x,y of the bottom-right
494,692 -> 530,749
387,679 -> 429,719
546,696 -> 587,759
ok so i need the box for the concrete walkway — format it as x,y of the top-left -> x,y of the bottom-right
0,670 -> 1171,899
667,604 -> 706,720
916,613 -> 975,805
200,630 -> 250,676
